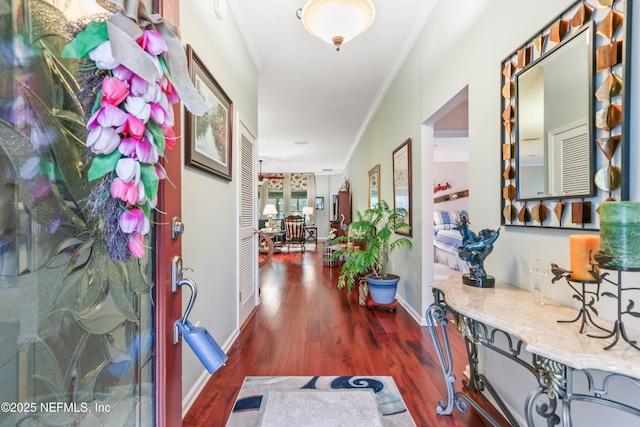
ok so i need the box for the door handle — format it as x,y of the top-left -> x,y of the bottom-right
171,256 -> 194,293
170,256 -> 228,372
174,277 -> 197,344
171,256 -> 198,343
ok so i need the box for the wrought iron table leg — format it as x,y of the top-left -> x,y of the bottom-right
425,304 -> 509,426
426,304 -> 458,415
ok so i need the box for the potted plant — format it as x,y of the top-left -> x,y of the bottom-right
332,200 -> 412,306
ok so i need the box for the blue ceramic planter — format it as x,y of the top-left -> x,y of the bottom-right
366,273 -> 400,304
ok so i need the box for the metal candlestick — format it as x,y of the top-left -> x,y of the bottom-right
587,264 -> 640,351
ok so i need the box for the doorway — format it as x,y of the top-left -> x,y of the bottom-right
421,86 -> 469,320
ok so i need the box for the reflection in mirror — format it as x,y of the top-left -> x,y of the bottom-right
516,24 -> 593,200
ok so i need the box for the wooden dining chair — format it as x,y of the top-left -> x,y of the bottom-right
284,215 -> 306,252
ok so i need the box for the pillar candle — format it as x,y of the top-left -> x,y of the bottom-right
599,201 -> 640,268
569,235 -> 600,281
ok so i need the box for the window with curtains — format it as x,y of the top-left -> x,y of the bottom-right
263,173 -> 315,218
267,189 -> 284,219
289,190 -> 308,215
267,189 -> 307,217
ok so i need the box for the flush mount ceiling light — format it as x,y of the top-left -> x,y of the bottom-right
297,0 -> 376,51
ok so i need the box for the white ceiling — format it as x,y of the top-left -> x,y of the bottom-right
229,0 -> 440,174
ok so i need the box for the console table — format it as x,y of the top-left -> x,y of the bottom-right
427,274 -> 640,426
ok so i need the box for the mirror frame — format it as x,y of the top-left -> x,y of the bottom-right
500,0 -> 632,229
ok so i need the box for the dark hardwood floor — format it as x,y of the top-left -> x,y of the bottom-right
183,246 -> 508,426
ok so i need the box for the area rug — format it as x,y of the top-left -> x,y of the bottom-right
225,376 -> 417,427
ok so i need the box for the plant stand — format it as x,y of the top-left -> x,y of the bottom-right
322,246 -> 337,267
366,299 -> 397,313
359,277 -> 397,312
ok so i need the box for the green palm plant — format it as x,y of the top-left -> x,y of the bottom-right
332,200 -> 412,293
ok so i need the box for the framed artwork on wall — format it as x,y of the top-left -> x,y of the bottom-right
184,44 -> 233,181
368,164 -> 380,209
393,138 -> 412,236
315,196 -> 324,210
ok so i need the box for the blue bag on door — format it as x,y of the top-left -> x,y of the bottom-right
178,320 -> 227,374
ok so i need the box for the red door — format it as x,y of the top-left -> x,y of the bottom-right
155,2 -> 184,426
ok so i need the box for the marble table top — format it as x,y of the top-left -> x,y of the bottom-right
431,274 -> 640,379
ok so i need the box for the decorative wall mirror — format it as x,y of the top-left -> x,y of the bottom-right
500,0 -> 631,229
368,164 -> 380,209
393,138 -> 412,236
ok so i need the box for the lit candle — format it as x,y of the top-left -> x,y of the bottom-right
569,235 -> 600,281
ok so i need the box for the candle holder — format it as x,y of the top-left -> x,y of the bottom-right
587,260 -> 640,352
552,263 -> 610,334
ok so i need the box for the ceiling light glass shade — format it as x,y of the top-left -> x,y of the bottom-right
300,0 -> 376,51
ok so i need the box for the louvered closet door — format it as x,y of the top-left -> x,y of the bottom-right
548,121 -> 590,197
238,119 -> 258,327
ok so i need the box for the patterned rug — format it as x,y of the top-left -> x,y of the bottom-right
225,376 -> 417,427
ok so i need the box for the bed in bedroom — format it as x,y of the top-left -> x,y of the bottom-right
433,210 -> 469,273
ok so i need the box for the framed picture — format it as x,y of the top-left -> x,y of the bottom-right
368,164 -> 380,209
315,196 -> 324,210
185,45 -> 233,181
393,138 -> 412,236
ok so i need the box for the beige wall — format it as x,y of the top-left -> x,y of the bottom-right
179,0 -> 258,413
343,0 -> 639,424
344,0 -> 640,325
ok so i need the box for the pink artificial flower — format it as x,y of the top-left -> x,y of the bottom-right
101,76 -> 129,106
87,104 -> 128,130
119,208 -> 150,235
161,77 -> 179,104
154,164 -> 167,180
136,30 -> 168,56
115,157 -> 141,183
111,177 -> 139,205
119,207 -> 145,233
86,126 -> 121,155
112,65 -> 133,81
127,233 -> 146,258
136,180 -> 147,205
118,137 -> 140,157
123,115 -> 146,139
143,82 -> 162,104
163,126 -> 176,150
124,96 -> 151,123
89,41 -> 120,70
130,74 -> 149,97
158,93 -> 175,127
149,103 -> 166,125
137,136 -> 159,164
117,136 -> 158,163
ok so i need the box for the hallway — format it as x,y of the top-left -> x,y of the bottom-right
183,248 -> 506,426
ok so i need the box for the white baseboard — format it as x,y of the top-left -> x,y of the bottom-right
182,328 -> 240,418
396,295 -> 421,325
